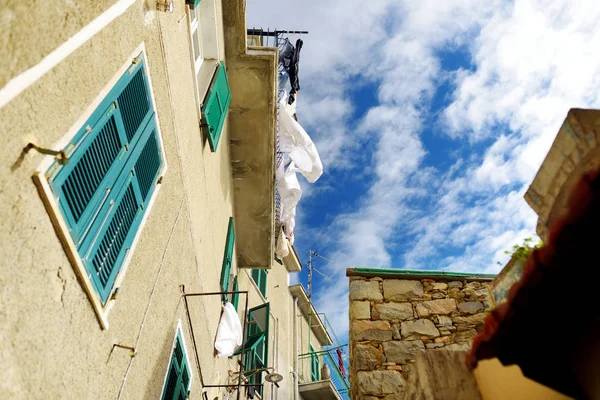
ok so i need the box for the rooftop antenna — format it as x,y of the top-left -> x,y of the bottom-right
306,250 -> 333,300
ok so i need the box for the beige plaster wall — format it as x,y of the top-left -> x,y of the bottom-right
0,1 -> 301,399
0,0 -> 118,87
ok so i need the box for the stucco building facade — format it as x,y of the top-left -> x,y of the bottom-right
0,1 -> 346,399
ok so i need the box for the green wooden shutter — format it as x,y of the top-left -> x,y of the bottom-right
162,332 -> 191,400
186,0 -> 201,9
234,303 -> 270,396
46,57 -> 162,304
234,302 -> 270,357
232,276 -> 239,311
80,122 -> 162,303
201,63 -> 231,152
49,61 -> 153,246
259,270 -> 268,299
310,344 -> 319,381
220,217 -> 235,301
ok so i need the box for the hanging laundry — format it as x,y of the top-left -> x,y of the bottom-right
284,208 -> 296,244
337,348 -> 347,378
278,70 -> 289,90
278,96 -> 323,183
214,302 -> 243,358
278,38 -> 295,70
288,39 -> 303,103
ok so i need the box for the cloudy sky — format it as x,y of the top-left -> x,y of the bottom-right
247,0 -> 600,339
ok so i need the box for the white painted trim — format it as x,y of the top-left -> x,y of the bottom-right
33,44 -> 168,330
0,0 -> 137,109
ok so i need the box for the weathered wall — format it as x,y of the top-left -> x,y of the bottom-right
348,274 -> 493,400
0,1 -> 299,399
525,108 -> 600,241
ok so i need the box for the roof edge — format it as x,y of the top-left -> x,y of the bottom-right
346,267 -> 496,281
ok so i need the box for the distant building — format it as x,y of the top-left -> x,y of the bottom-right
346,268 -> 494,399
0,1 -> 346,399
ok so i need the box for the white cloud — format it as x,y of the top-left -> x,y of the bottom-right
248,0 -> 600,343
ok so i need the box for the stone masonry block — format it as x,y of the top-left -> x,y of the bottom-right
373,302 -> 413,321
353,320 -> 393,341
351,280 -> 383,301
355,344 -> 381,371
357,370 -> 406,396
415,299 -> 456,317
401,319 -> 440,339
383,280 -> 423,301
383,340 -> 425,363
351,301 -> 372,320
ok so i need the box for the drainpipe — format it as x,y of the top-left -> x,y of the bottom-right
293,296 -> 299,400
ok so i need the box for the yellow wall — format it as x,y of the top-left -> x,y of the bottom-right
475,358 -> 573,400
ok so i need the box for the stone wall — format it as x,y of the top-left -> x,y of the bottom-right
348,274 -> 493,400
524,108 -> 600,241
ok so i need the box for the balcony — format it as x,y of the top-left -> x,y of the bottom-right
223,0 -> 278,269
290,284 -> 350,400
298,348 -> 350,400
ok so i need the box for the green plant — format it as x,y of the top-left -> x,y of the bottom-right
504,237 -> 543,261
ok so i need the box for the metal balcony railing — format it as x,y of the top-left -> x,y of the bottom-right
296,311 -> 350,400
297,348 -> 350,400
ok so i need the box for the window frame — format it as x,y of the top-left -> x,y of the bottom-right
235,303 -> 270,397
32,44 -> 167,330
160,321 -> 193,400
251,269 -> 268,299
184,0 -> 221,122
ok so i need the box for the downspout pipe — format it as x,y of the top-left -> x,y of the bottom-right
294,296 -> 299,400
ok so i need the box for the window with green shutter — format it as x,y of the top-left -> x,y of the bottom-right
231,276 -> 239,311
234,303 -> 270,397
310,344 -> 319,382
201,62 -> 231,152
44,54 -> 164,305
186,0 -> 201,9
251,269 -> 268,299
162,327 -> 192,400
220,217 -> 235,301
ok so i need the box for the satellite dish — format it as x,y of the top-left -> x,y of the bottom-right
265,372 -> 284,383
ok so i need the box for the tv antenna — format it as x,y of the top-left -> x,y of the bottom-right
306,250 -> 333,300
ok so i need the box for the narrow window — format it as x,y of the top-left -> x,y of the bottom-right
251,269 -> 268,299
220,217 -> 235,301
162,325 -> 193,399
234,303 -> 270,397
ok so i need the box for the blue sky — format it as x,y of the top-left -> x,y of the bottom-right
247,0 -> 600,338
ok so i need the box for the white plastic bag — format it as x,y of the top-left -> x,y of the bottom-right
276,227 -> 289,258
214,302 -> 243,358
